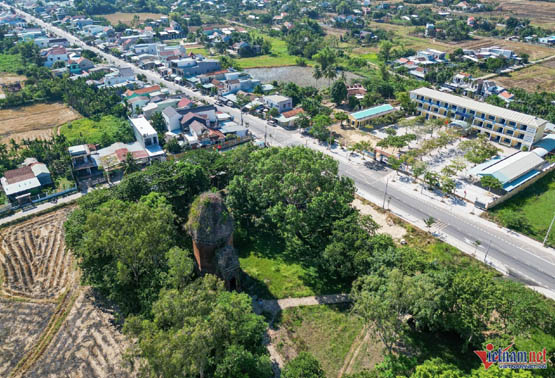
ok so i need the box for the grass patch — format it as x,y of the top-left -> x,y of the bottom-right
489,170 -> 555,246
0,54 -> 24,73
237,233 -> 347,299
236,32 -> 304,68
279,304 -> 364,377
188,47 -> 209,55
59,115 -> 134,147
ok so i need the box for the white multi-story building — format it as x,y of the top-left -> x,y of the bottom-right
410,87 -> 547,150
129,117 -> 165,161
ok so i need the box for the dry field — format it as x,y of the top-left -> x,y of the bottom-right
0,300 -> 55,377
0,103 -> 81,145
0,209 -> 137,377
481,0 -> 555,28
24,288 -> 136,378
495,59 -> 555,92
0,208 -> 74,299
100,12 -> 163,26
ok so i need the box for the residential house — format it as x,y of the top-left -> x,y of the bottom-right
44,47 -> 68,67
276,108 -> 304,128
129,117 -> 166,161
68,144 -> 99,179
263,95 -> 293,113
104,67 -> 135,87
68,57 -> 94,74
1,160 -> 52,202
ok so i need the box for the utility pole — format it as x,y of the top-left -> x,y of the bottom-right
264,122 -> 267,146
544,212 -> 555,246
382,176 -> 390,209
484,238 -> 492,263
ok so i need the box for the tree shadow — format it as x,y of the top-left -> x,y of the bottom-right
405,329 -> 480,373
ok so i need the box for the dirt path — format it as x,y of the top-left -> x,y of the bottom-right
339,327 -> 371,377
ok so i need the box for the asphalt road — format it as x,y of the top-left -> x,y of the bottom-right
10,4 -> 555,293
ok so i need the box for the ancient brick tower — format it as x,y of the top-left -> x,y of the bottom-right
185,192 -> 241,291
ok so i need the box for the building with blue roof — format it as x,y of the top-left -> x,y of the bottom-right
348,104 -> 396,127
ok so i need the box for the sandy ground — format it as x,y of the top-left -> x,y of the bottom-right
24,288 -> 138,378
99,12 -> 162,26
0,300 -> 55,376
352,198 -> 407,239
0,103 -> 80,144
495,59 -> 555,92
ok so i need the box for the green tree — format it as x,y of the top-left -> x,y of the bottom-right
330,80 -> 348,105
123,152 -> 140,175
334,111 -> 349,128
480,175 -> 502,193
352,270 -> 411,354
150,111 -> 167,134
410,358 -> 464,378
226,146 -> 356,256
68,194 -> 178,315
124,275 -> 271,378
282,352 -> 325,378
378,40 -> 393,63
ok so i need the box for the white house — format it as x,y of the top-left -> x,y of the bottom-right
162,106 -> 182,132
104,67 -> 135,87
44,47 -> 68,67
129,117 -> 165,161
263,95 -> 293,113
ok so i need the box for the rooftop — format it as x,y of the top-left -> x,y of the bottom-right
130,116 -> 157,137
351,104 -> 395,120
478,151 -> 544,184
411,87 -> 547,127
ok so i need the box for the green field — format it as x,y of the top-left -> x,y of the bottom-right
235,33 -> 302,69
0,54 -> 24,73
238,234 -> 345,299
490,170 -> 555,246
59,115 -> 134,147
278,305 -> 365,377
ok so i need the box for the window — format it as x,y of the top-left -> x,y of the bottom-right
488,115 -> 495,121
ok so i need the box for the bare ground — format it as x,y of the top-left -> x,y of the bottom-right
352,198 -> 407,240
0,103 -> 81,144
495,59 -> 555,92
0,300 -> 55,376
24,288 -> 137,378
99,12 -> 162,26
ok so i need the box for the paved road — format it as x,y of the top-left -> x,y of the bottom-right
9,4 -> 555,294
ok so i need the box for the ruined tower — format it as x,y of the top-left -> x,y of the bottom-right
185,192 -> 241,290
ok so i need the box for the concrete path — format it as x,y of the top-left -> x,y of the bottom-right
255,294 -> 351,316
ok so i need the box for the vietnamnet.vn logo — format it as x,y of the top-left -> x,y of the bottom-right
474,343 -> 548,370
